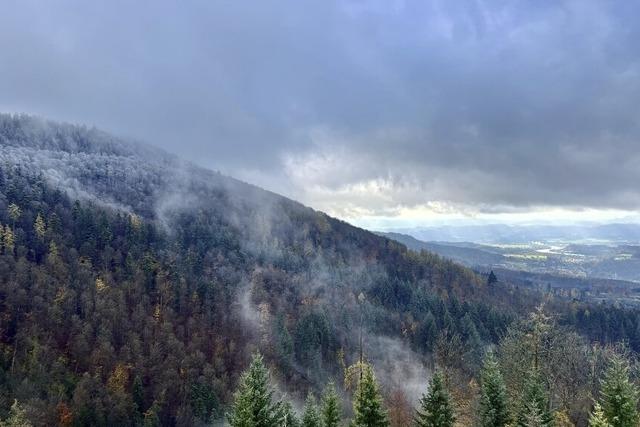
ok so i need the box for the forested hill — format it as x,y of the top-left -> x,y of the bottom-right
1,114 -> 639,426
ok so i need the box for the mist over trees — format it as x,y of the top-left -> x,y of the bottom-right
2,115 -> 640,426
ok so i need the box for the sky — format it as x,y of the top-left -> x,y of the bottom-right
2,0 -> 640,228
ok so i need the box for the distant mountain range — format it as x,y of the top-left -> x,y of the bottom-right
384,223 -> 640,244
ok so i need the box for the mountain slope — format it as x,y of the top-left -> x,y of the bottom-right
1,114 -> 638,426
0,114 -> 524,425
377,232 -> 504,267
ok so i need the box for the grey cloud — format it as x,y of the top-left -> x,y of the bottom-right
2,0 -> 640,217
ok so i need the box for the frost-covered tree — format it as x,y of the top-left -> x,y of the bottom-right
7,203 -> 21,227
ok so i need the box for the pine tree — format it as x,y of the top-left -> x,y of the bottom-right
302,393 -> 322,427
600,356 -> 639,427
589,403 -> 612,427
479,352 -> 510,427
415,371 -> 455,427
227,353 -> 281,427
516,370 -> 552,427
0,400 -> 32,427
322,382 -> 342,427
352,365 -> 389,427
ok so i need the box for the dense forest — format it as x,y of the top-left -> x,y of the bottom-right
2,114 -> 640,426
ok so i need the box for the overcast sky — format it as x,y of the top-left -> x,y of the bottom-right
2,0 -> 640,227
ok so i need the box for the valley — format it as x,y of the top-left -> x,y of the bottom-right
380,231 -> 640,307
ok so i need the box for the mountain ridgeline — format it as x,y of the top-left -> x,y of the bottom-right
1,114 -> 640,426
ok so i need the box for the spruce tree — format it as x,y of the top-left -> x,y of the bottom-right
516,369 -> 552,427
227,353 -> 281,427
352,365 -> 389,427
589,403 -> 612,427
600,356 -> 639,427
321,381 -> 342,427
280,401 -> 301,427
479,352 -> 510,427
415,371 -> 455,427
303,393 -> 322,427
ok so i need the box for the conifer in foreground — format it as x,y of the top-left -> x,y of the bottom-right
227,353 -> 281,427
303,393 -> 322,427
352,365 -> 389,427
589,403 -> 612,427
479,352 -> 510,427
600,356 -> 639,427
516,369 -> 553,427
322,381 -> 342,427
415,371 -> 455,427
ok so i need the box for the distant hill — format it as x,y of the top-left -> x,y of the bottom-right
377,231 -> 504,267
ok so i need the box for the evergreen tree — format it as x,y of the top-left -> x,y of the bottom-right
589,403 -> 612,427
516,370 -> 552,427
322,382 -> 342,427
479,352 -> 510,427
600,356 -> 639,427
280,401 -> 301,427
0,400 -> 32,427
228,353 -> 281,427
488,270 -> 498,285
302,393 -> 322,427
352,365 -> 389,427
415,371 -> 455,427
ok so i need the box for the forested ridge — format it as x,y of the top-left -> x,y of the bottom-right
2,114 -> 640,426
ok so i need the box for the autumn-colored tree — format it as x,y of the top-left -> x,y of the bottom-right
387,388 -> 413,427
0,400 -> 32,427
34,213 -> 46,239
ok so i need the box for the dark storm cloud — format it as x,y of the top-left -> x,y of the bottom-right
2,0 -> 640,216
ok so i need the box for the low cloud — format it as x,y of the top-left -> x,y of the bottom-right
3,1 -> 640,221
